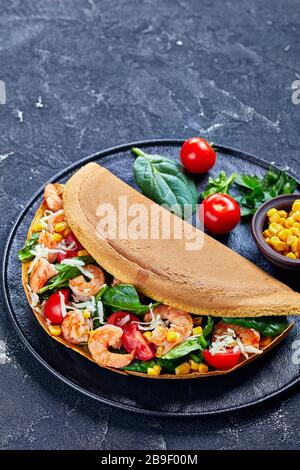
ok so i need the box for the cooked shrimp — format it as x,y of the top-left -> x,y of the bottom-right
29,258 -> 57,293
47,209 -> 65,233
44,184 -> 63,212
38,230 -> 58,262
61,310 -> 92,344
213,321 -> 260,349
145,304 -> 193,355
88,324 -> 134,368
69,265 -> 105,301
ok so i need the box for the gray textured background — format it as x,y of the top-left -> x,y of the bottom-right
0,0 -> 300,450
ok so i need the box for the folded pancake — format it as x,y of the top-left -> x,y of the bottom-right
20,167 -> 296,379
63,162 -> 300,317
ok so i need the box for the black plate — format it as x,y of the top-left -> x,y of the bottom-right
2,139 -> 300,416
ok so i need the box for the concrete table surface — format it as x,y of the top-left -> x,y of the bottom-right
0,0 -> 299,450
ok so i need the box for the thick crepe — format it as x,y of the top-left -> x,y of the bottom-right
21,179 -> 294,379
63,162 -> 300,317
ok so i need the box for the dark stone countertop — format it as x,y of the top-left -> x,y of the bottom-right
0,0 -> 300,450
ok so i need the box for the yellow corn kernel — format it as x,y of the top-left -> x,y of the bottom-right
278,210 -> 288,218
265,238 -> 272,246
292,211 -> 300,222
292,200 -> 300,212
290,227 -> 300,236
54,221 -> 68,233
198,363 -> 209,374
147,365 -> 161,377
156,346 -> 164,358
53,233 -> 63,243
272,240 -> 286,252
263,229 -> 272,238
269,213 -> 281,224
63,228 -> 71,237
77,249 -> 89,257
267,208 -> 277,217
189,360 -> 199,371
292,239 -> 299,253
193,316 -> 203,326
32,222 -> 44,232
143,331 -> 152,342
48,325 -> 62,336
175,362 -> 191,376
269,223 -> 282,235
82,309 -> 90,319
285,217 -> 294,228
286,252 -> 296,259
192,326 -> 203,336
166,331 -> 181,342
293,222 -> 300,230
277,229 -> 290,242
287,234 -> 298,246
260,336 -> 272,348
270,236 -> 280,246
279,217 -> 287,225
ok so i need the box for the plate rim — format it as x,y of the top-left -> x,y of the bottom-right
2,138 -> 300,417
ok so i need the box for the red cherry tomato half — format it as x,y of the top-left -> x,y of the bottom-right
56,231 -> 82,262
107,311 -> 140,329
180,137 -> 216,174
56,249 -> 78,263
44,288 -> 70,325
122,323 -> 156,361
203,348 -> 241,370
201,193 -> 241,234
64,232 -> 83,251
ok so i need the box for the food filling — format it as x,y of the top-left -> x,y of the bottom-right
18,183 -> 288,376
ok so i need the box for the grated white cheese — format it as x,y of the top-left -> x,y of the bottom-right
58,291 -> 67,318
57,240 -> 76,251
61,258 -> 94,279
209,327 -> 262,358
118,314 -> 131,327
97,301 -> 104,324
135,304 -> 163,331
71,296 -> 97,313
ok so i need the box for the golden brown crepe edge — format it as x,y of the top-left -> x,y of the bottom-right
20,193 -> 294,379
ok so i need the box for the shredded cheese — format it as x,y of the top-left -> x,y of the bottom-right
58,291 -> 67,318
61,258 -> 94,279
135,304 -> 163,331
118,314 -> 131,327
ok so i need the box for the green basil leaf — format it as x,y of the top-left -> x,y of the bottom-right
132,147 -> 198,218
18,233 -> 39,262
102,284 -> 158,315
222,317 -> 288,337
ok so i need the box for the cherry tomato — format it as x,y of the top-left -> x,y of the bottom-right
44,288 -> 70,324
180,137 -> 216,174
201,193 -> 241,234
203,348 -> 241,370
107,311 -> 140,329
64,232 -> 83,251
122,323 -> 155,361
56,231 -> 82,262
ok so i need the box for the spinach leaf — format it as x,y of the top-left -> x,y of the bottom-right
162,336 -> 204,360
201,171 -> 236,199
18,233 -> 39,262
123,358 -> 179,374
132,147 -> 198,218
162,316 -> 214,360
202,315 -> 214,338
102,284 -> 159,315
222,317 -> 288,337
38,256 -> 95,294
